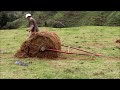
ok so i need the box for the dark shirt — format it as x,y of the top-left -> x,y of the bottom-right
28,17 -> 39,32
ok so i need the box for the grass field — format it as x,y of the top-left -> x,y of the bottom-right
0,26 -> 120,79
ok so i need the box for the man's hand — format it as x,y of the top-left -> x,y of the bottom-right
26,29 -> 28,31
26,25 -> 34,32
26,28 -> 31,32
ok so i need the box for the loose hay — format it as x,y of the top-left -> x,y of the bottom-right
14,31 -> 61,59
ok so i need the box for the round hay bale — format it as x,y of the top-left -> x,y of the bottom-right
14,31 -> 61,59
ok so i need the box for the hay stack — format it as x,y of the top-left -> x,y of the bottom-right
14,31 -> 61,59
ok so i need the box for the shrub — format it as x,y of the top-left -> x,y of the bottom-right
6,20 -> 20,29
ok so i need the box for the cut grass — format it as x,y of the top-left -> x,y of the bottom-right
0,26 -> 120,79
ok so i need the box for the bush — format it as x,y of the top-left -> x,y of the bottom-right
5,20 -> 20,29
53,12 -> 64,20
46,19 -> 65,28
52,21 -> 65,28
105,11 -> 120,26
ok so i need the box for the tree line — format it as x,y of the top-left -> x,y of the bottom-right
0,11 -> 120,29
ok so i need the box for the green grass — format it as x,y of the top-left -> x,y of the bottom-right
0,26 -> 120,79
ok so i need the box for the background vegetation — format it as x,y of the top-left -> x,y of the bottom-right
0,11 -> 120,29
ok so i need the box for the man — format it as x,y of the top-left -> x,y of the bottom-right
25,13 -> 39,38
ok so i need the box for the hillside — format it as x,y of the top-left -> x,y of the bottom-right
0,11 -> 120,29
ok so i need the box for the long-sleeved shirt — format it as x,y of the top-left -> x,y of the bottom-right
28,17 -> 39,32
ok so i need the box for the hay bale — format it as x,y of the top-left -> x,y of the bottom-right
14,31 -> 61,59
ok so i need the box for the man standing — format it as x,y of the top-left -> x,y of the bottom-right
25,13 -> 39,37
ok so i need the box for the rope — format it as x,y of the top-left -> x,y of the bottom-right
46,48 -> 120,59
47,48 -> 94,56
41,44 -> 119,59
61,44 -> 102,56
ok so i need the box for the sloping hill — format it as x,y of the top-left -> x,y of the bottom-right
0,11 -> 120,29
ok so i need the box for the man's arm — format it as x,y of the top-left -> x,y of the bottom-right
29,25 -> 34,31
26,18 -> 35,32
26,25 -> 34,32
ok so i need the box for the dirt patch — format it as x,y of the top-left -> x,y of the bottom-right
115,39 -> 120,43
14,31 -> 61,59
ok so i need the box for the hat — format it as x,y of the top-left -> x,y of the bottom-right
25,13 -> 31,18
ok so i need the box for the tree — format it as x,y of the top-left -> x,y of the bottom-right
0,12 -> 9,29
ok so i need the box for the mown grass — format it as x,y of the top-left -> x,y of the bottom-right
0,26 -> 120,79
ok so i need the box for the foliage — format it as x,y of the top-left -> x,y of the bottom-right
0,11 -> 120,29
